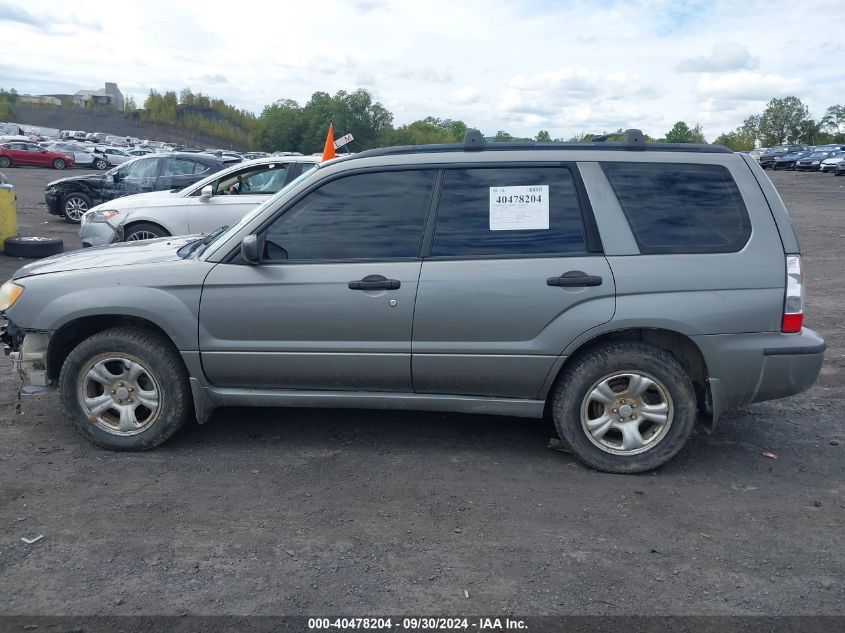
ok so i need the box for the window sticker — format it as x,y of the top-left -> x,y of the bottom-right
489,185 -> 549,230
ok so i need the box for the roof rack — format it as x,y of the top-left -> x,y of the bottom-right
344,129 -> 731,161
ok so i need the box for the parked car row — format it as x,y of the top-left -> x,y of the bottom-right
758,144 -> 845,174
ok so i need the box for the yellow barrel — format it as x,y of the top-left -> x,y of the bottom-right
0,185 -> 18,252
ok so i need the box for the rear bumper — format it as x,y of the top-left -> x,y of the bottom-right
693,328 -> 825,417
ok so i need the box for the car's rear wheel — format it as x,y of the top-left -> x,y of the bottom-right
0,156 -> 11,168
61,193 -> 92,223
124,222 -> 170,242
59,327 -> 192,450
52,158 -> 66,170
550,341 -> 697,474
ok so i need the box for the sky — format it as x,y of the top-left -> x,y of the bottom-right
1,0 -> 843,141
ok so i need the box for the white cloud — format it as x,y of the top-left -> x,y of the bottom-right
0,0 -> 842,141
677,43 -> 759,73
696,71 -> 805,101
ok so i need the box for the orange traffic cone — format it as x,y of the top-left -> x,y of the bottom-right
321,123 -> 337,161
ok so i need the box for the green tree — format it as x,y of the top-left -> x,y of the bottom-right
384,120 -> 454,146
124,95 -> 137,113
0,99 -> 13,121
713,115 -> 759,150
494,130 -> 514,142
536,130 -> 551,142
422,117 -> 470,142
665,121 -> 707,143
758,96 -> 810,145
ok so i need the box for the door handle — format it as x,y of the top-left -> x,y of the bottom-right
547,270 -> 603,287
348,274 -> 401,290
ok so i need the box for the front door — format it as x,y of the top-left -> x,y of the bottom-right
412,165 -> 616,399
104,157 -> 160,201
186,161 -> 298,235
198,168 -> 437,391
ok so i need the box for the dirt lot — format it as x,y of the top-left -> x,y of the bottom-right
0,166 -> 842,616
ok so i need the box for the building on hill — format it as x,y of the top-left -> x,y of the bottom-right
73,82 -> 124,111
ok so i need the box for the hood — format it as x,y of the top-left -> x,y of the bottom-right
47,173 -> 106,188
88,189 -> 183,213
13,236 -> 199,279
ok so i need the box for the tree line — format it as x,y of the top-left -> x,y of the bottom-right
6,83 -> 845,152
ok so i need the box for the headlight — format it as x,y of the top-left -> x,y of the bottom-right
87,209 -> 120,222
0,281 -> 24,311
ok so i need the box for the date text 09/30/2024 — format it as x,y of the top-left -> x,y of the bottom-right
307,617 -> 528,630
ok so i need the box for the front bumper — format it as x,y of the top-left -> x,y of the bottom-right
79,215 -> 123,247
1,319 -> 52,387
45,188 -> 60,215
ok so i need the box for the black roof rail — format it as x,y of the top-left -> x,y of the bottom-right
340,130 -> 731,162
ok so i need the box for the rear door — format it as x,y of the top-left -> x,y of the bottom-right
158,157 -> 214,191
412,165 -> 615,399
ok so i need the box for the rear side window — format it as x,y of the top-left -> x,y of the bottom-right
601,162 -> 750,254
432,167 -> 586,257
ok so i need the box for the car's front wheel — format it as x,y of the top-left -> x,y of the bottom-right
94,158 -> 108,170
550,341 -> 697,474
59,327 -> 192,450
61,192 -> 92,223
124,222 -> 170,242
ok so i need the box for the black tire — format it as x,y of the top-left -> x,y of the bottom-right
94,158 -> 109,170
550,341 -> 697,474
61,192 -> 92,223
4,236 -> 64,258
0,156 -> 11,168
124,222 -> 170,242
52,158 -> 66,170
59,327 -> 192,450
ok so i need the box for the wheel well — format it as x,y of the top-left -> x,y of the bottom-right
47,315 -> 175,380
547,328 -> 709,415
123,220 -> 171,237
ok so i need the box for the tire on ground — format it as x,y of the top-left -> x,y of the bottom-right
550,341 -> 697,474
52,158 -> 67,170
4,236 -> 64,258
0,156 -> 11,168
59,326 -> 192,450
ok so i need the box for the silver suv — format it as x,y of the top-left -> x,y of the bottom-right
0,130 -> 825,473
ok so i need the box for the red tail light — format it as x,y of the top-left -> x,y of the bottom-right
782,255 -> 804,333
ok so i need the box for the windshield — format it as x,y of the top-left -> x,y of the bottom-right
195,167 -> 320,255
807,151 -> 829,158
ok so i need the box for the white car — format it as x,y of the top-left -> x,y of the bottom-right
43,142 -> 109,169
79,155 -> 320,246
95,147 -> 132,166
819,149 -> 845,173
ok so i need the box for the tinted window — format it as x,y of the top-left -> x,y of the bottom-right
602,162 -> 750,254
432,167 -> 586,257
263,170 -> 435,261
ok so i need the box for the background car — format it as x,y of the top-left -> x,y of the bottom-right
42,142 -> 108,169
772,150 -> 810,170
795,150 -> 835,171
0,142 -> 74,170
759,145 -> 809,169
819,150 -> 845,172
45,153 -> 229,222
836,161 -> 845,176
80,155 -> 319,245
95,147 -> 132,166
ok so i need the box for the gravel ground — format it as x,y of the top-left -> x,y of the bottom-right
0,166 -> 842,616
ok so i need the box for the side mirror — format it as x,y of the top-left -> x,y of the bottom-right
241,234 -> 261,265
199,185 -> 213,201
